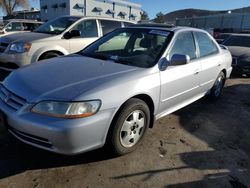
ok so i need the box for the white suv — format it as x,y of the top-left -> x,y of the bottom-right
0,16 -> 134,78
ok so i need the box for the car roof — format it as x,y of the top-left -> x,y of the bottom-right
229,33 -> 250,37
58,15 -> 135,23
127,24 -> 207,33
5,19 -> 43,23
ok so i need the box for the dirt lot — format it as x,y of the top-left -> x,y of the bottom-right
0,78 -> 249,188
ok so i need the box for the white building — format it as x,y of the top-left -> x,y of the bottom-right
40,0 -> 142,22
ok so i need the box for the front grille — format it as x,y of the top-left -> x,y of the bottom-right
232,57 -> 238,66
0,85 -> 26,110
0,42 -> 9,53
9,126 -> 53,148
0,62 -> 19,69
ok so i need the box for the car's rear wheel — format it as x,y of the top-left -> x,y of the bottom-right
108,98 -> 150,155
209,71 -> 226,100
39,52 -> 62,61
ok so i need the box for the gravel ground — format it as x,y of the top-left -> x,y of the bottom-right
0,78 -> 249,188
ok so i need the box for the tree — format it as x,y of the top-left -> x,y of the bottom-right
140,10 -> 149,21
154,12 -> 165,23
0,0 -> 29,16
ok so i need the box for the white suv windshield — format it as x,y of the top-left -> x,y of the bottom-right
35,17 -> 80,35
82,28 -> 172,68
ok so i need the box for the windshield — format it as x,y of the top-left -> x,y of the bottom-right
3,20 -> 10,27
223,35 -> 250,48
81,28 -> 172,68
35,17 -> 80,35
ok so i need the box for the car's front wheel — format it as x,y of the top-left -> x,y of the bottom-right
209,71 -> 226,100
108,98 -> 150,155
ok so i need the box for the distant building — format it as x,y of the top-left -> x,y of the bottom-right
40,0 -> 142,22
3,8 -> 41,21
176,13 -> 250,33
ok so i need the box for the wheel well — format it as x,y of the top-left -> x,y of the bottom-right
222,69 -> 227,77
38,50 -> 64,61
112,94 -> 155,129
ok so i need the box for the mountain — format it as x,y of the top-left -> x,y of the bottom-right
154,6 -> 250,24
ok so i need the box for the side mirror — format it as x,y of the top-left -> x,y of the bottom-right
170,54 -> 190,66
63,30 -> 81,39
159,57 -> 170,71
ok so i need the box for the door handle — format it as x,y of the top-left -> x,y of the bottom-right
218,63 -> 222,67
194,69 -> 200,75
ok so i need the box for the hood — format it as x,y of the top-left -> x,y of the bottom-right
4,55 -> 138,103
0,32 -> 53,44
227,46 -> 250,58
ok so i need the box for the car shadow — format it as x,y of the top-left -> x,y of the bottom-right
0,83 -> 250,187
111,83 -> 250,187
0,132 -> 116,179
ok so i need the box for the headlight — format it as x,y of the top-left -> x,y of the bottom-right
9,42 -> 32,53
31,100 -> 101,119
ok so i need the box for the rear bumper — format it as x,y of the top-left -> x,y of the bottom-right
232,65 -> 250,75
0,98 -> 115,155
226,66 -> 233,78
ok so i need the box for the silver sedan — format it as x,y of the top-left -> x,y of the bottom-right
0,26 -> 232,155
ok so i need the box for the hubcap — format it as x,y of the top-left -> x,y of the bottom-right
120,110 -> 146,148
214,75 -> 224,97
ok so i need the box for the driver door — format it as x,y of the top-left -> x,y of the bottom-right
159,31 -> 202,115
69,19 -> 99,53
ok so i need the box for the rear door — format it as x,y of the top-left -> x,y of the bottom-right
193,31 -> 221,92
69,19 -> 99,53
159,31 -> 202,115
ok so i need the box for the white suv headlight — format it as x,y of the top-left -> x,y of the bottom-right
9,42 -> 32,53
31,100 -> 101,119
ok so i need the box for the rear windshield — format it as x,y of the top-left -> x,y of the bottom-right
223,35 -> 250,47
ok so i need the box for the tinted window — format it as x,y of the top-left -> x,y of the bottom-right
5,22 -> 22,31
23,23 -> 37,31
169,32 -> 196,62
72,20 -> 98,38
223,35 -> 250,47
124,22 -> 133,27
195,32 -> 218,57
100,20 -> 121,35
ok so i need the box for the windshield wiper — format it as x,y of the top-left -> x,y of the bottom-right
81,52 -> 110,61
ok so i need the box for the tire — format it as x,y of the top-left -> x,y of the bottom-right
108,98 -> 150,156
39,52 -> 61,61
209,71 -> 226,101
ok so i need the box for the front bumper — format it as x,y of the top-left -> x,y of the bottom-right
0,98 -> 115,155
0,52 -> 32,70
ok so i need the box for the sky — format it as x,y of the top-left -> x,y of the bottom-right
133,0 -> 250,18
1,0 -> 250,19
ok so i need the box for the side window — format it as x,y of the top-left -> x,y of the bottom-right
169,32 -> 196,63
100,20 -> 121,35
23,23 -> 36,31
123,22 -> 133,27
72,20 -> 98,38
195,32 -> 218,57
5,22 -> 22,31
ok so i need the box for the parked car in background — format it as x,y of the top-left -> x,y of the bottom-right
223,34 -> 250,77
0,19 -> 43,37
0,16 -> 134,81
214,33 -> 232,44
0,26 -> 232,155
